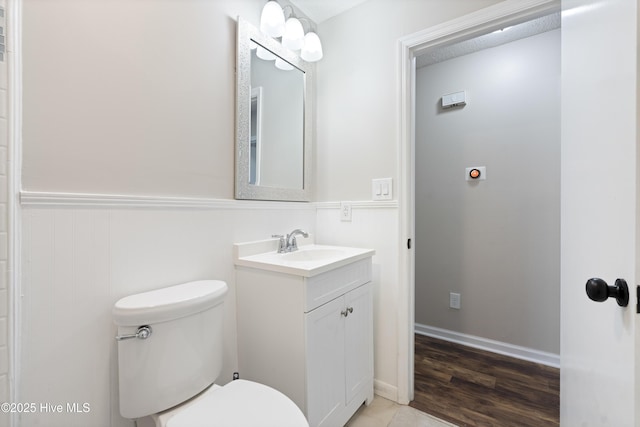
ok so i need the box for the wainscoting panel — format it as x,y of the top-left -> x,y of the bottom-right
20,199 -> 315,427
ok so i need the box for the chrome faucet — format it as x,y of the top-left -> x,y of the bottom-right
286,229 -> 309,252
272,229 -> 309,253
272,234 -> 287,253
273,229 -> 309,253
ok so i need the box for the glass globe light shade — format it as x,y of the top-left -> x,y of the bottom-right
256,46 -> 276,61
301,32 -> 323,62
275,57 -> 294,71
260,1 -> 285,38
282,17 -> 305,51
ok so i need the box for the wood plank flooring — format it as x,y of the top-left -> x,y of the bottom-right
410,334 -> 559,427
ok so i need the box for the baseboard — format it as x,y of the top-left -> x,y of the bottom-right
415,323 -> 560,368
374,379 -> 398,402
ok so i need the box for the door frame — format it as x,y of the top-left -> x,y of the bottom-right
395,0 -> 561,404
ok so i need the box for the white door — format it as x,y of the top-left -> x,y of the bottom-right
561,0 -> 639,425
344,282 -> 373,404
306,296 -> 345,427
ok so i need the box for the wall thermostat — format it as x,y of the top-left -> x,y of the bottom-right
465,166 -> 486,181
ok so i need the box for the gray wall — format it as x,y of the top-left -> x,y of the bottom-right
414,29 -> 561,353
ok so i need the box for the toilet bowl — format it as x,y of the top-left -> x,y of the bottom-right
146,380 -> 307,427
113,280 -> 308,427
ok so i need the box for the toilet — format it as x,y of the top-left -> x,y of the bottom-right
113,280 -> 309,427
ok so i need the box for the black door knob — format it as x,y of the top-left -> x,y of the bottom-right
585,278 -> 629,307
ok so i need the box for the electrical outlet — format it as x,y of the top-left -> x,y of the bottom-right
449,292 -> 461,309
340,202 -> 352,222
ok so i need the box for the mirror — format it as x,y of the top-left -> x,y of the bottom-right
236,17 -> 313,201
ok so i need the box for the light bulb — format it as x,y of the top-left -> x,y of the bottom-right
260,1 -> 285,38
282,17 -> 304,51
301,32 -> 323,62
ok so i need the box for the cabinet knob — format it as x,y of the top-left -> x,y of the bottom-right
341,307 -> 354,317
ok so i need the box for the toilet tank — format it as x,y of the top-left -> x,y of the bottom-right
113,280 -> 228,419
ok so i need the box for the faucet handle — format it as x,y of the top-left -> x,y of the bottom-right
272,235 -> 286,253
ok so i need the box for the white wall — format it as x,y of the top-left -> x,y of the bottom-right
22,0 -> 264,198
315,0 -> 503,201
414,29 -> 561,353
0,5 -> 9,426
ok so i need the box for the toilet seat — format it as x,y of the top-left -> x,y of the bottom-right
158,380 -> 309,427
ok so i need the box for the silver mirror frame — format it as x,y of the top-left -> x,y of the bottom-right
236,17 -> 314,202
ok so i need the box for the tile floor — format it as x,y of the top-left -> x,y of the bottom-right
345,396 -> 457,427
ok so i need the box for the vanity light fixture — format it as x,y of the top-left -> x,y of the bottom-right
259,1 -> 323,62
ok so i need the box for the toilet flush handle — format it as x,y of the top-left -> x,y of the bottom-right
115,325 -> 152,341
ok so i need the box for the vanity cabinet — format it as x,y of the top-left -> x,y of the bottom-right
235,257 -> 374,427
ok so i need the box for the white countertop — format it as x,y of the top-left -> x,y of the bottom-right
233,239 -> 375,277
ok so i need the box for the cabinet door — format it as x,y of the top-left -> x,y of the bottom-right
344,282 -> 373,404
306,296 -> 345,427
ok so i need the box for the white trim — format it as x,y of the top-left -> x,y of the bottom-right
7,1 -> 22,426
19,191 -> 317,210
397,0 -> 560,405
415,323 -> 560,369
19,191 -> 399,211
373,379 -> 398,402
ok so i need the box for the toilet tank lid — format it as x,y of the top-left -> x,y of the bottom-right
113,280 -> 228,326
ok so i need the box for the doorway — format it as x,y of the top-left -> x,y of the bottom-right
413,15 -> 561,357
410,13 -> 561,425
398,0 -> 640,424
394,0 -> 561,408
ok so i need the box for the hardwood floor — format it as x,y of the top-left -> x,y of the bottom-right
410,334 -> 559,427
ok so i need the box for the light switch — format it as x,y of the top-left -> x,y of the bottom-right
372,178 -> 393,200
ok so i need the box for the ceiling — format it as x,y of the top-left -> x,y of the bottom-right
288,0 -> 369,23
416,13 -> 560,68
285,2 -> 559,67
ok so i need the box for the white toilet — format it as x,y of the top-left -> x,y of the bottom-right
113,280 -> 309,427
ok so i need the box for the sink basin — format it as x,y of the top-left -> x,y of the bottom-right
280,248 -> 347,262
233,241 -> 375,277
